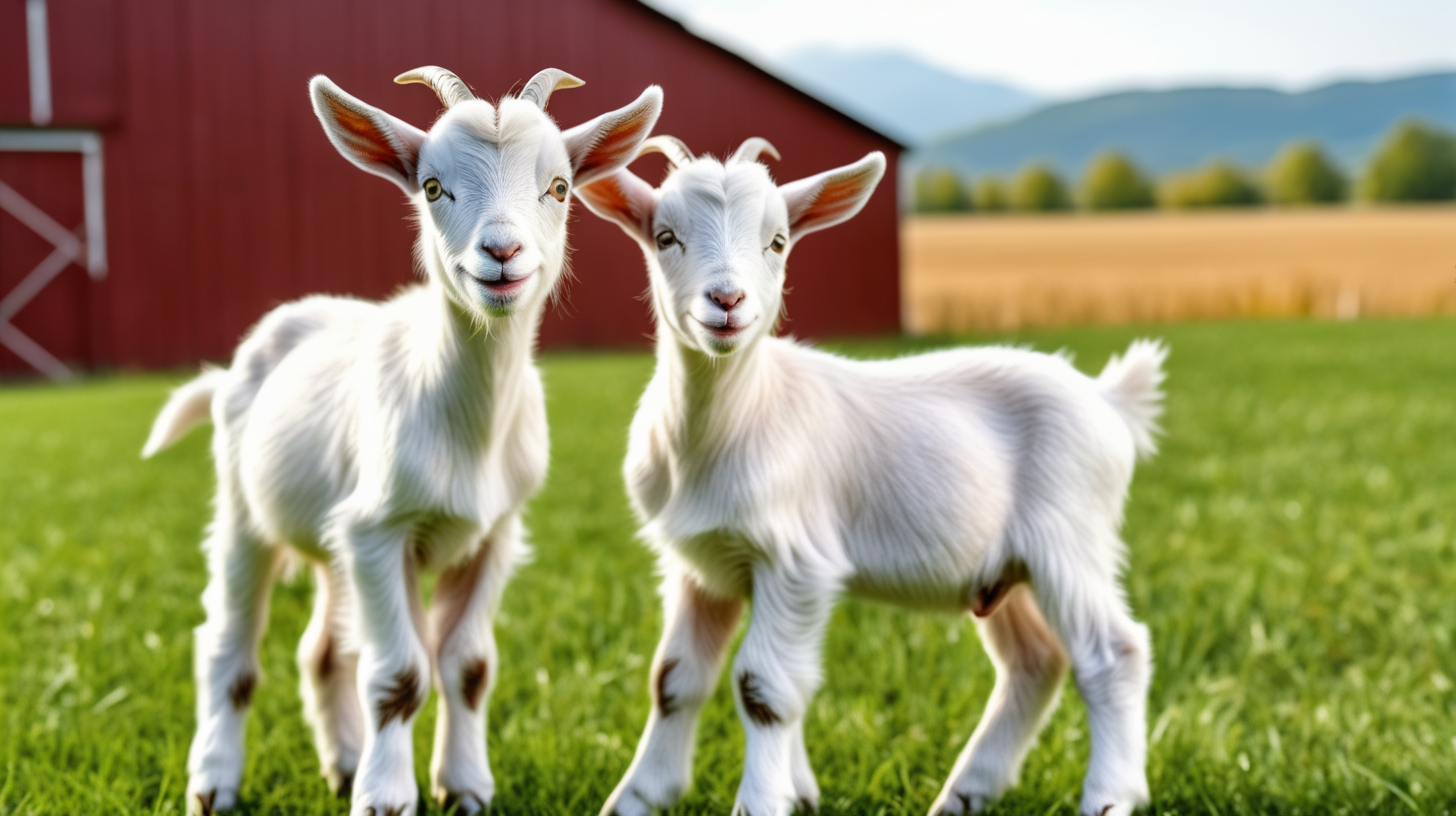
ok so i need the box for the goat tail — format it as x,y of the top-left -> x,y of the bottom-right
1097,338 -> 1168,460
141,366 -> 227,458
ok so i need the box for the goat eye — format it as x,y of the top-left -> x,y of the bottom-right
423,179 -> 444,202
770,235 -> 787,254
549,177 -> 568,202
655,230 -> 676,250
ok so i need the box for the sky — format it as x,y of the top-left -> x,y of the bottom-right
643,0 -> 1456,99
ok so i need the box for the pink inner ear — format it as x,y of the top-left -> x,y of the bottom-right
328,99 -> 411,179
579,171 -> 655,239
796,172 -> 869,230
575,106 -> 654,182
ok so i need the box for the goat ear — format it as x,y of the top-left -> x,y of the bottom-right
780,151 -> 886,242
310,75 -> 426,194
563,86 -> 663,188
577,169 -> 657,244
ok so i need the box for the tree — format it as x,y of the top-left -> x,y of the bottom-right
1266,142 -> 1346,204
1358,120 -> 1456,202
1012,164 -> 1072,212
972,176 -> 1010,212
1160,162 -> 1263,208
913,167 -> 971,213
1080,152 -> 1156,210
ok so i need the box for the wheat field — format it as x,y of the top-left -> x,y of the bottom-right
903,206 -> 1456,334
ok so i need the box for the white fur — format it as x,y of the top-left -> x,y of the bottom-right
146,68 -> 661,816
579,142 -> 1167,816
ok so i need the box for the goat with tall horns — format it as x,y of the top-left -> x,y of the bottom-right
143,66 -> 661,816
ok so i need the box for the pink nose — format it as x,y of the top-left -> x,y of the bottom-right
708,289 -> 745,311
483,241 -> 522,263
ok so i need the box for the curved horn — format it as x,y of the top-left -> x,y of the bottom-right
394,66 -> 476,109
520,68 -> 585,110
730,137 -> 780,165
638,135 -> 694,168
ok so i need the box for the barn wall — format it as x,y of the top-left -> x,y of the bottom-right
0,0 -> 900,374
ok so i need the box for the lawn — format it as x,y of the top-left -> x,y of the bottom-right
2,318 -> 1454,815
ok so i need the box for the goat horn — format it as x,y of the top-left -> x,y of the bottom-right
730,137 -> 780,165
520,68 -> 585,110
394,66 -> 476,109
638,135 -> 694,168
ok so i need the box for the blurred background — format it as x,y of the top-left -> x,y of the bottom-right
2,0 -> 1452,380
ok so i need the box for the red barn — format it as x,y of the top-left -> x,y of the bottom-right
0,0 -> 902,378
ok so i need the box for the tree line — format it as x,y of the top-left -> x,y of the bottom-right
913,120 -> 1456,214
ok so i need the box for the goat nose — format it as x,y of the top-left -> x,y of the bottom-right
708,289 -> 746,311
483,241 -> 522,262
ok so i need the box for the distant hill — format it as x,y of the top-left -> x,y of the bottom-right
914,72 -> 1456,180
774,48 -> 1041,147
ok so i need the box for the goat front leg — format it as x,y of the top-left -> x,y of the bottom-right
343,522 -> 431,816
186,522 -> 283,815
427,517 -> 522,814
731,566 -> 838,816
601,567 -> 744,816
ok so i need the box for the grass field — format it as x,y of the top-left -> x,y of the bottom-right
904,208 -> 1456,335
2,318 -> 1454,815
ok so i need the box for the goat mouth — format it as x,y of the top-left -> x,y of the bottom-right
694,316 -> 755,339
465,270 -> 532,299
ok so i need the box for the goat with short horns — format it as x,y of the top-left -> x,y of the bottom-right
578,137 -> 1166,816
143,67 -> 661,816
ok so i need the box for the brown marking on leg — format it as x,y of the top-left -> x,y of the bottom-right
969,562 -> 1030,618
376,665 -> 423,727
228,671 -> 256,710
971,581 -> 1007,618
194,789 -> 216,816
461,658 -> 489,712
655,658 -> 680,717
738,672 -> 780,727
688,581 -> 744,658
316,630 -> 335,679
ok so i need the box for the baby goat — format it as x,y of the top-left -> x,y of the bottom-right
143,67 -> 661,816
579,137 -> 1166,816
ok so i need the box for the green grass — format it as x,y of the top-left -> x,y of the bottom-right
2,318 -> 1454,815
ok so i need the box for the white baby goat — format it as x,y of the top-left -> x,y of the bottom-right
578,136 -> 1166,816
142,66 -> 661,816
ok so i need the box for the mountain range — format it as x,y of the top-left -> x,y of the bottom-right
911,72 -> 1456,179
773,49 -> 1041,147
770,49 -> 1456,179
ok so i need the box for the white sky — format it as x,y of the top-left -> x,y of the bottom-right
646,0 -> 1456,98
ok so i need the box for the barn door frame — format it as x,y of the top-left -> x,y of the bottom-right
0,129 -> 108,379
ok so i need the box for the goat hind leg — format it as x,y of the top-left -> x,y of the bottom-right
930,586 -> 1069,815
186,523 -> 283,815
1046,569 -> 1151,816
298,563 -> 364,797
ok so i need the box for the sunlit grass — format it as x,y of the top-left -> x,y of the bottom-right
1,318 -> 1453,815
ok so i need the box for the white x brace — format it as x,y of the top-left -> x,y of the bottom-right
0,129 -> 107,379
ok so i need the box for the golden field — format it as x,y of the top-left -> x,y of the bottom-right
902,206 -> 1456,333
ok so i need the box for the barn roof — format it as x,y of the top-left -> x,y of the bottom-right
629,0 -> 909,152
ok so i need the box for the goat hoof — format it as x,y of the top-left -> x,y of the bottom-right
929,790 -> 988,815
325,766 -> 355,798
438,790 -> 487,814
187,786 -> 237,816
